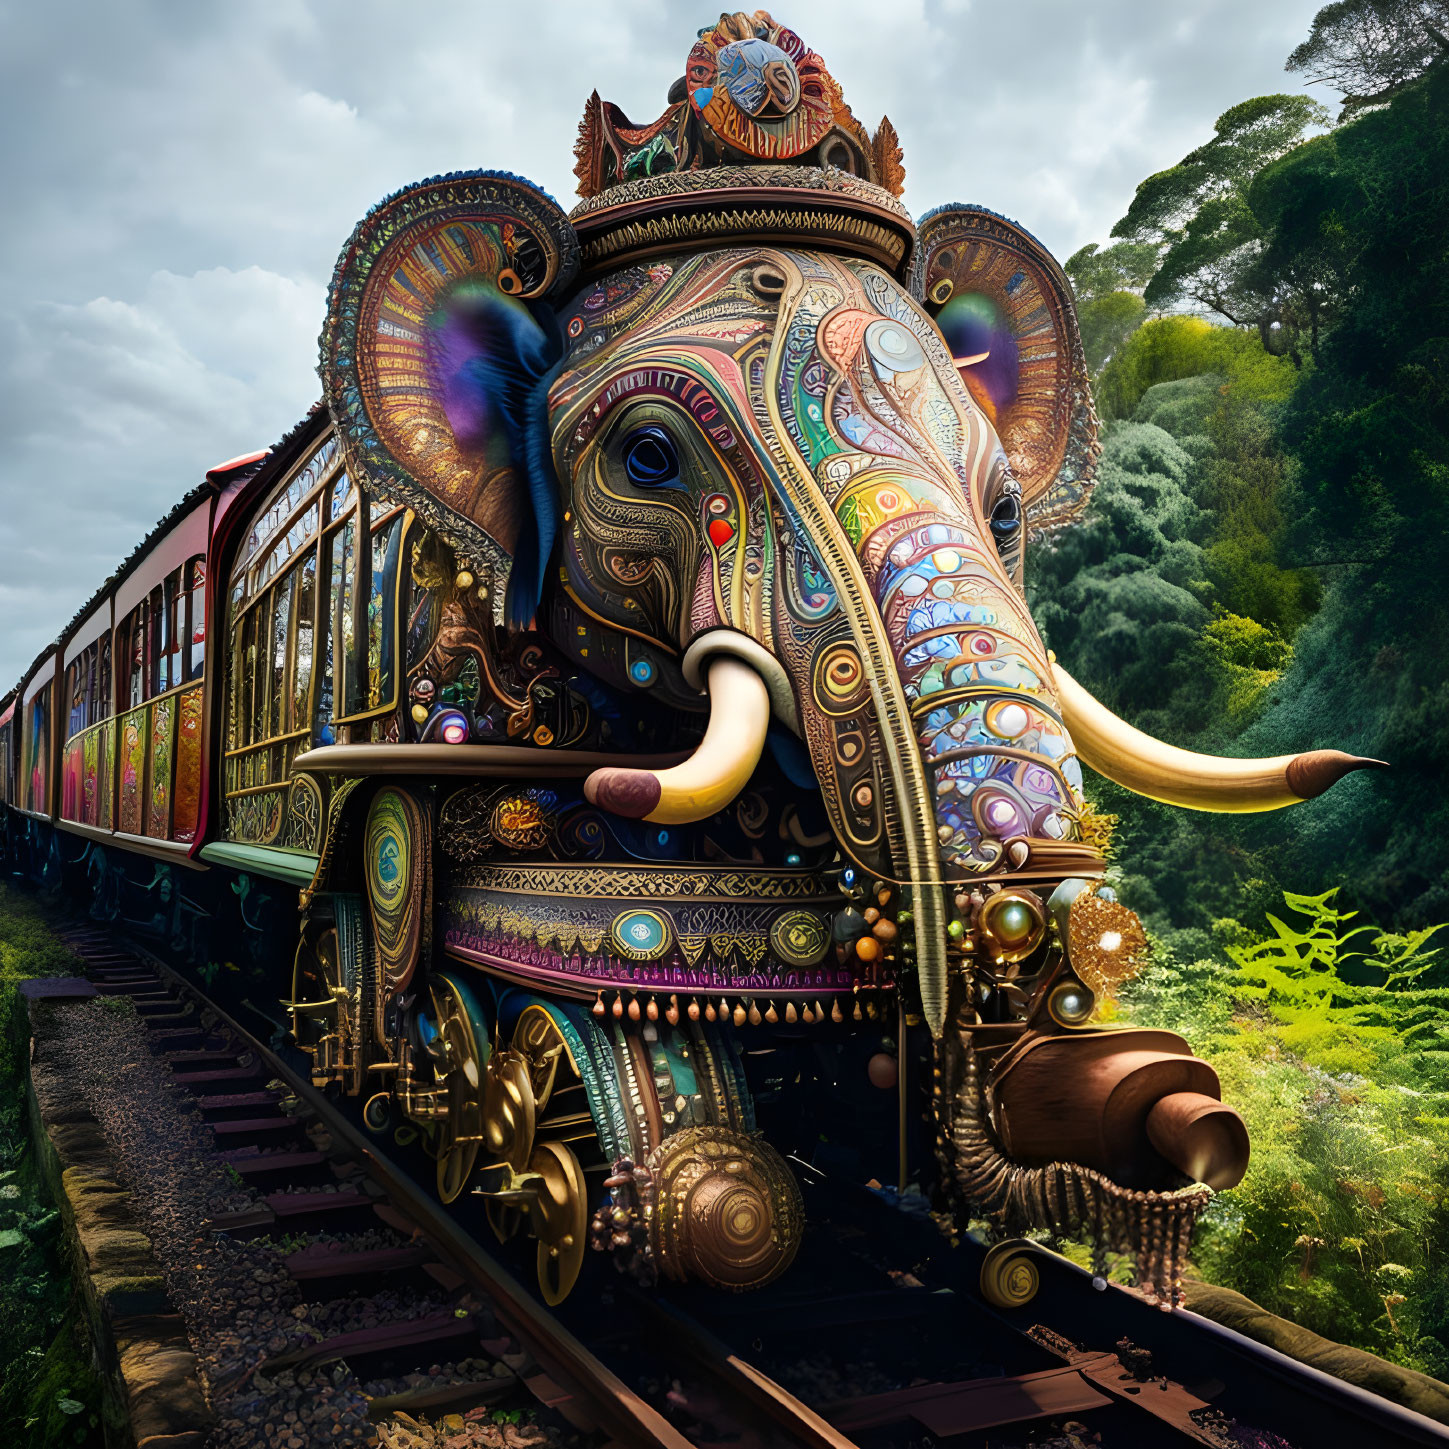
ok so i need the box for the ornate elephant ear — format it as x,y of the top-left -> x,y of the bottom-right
910,205 -> 1100,533
320,171 -> 580,623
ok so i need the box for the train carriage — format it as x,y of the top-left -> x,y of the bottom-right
204,413 -> 416,884
0,695 -> 15,806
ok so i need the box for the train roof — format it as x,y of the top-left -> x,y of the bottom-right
219,403 -> 331,504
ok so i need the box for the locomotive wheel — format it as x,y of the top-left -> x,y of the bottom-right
979,1238 -> 1042,1309
487,1007 -> 576,1246
427,973 -> 489,1205
481,1049 -> 536,1172
512,1004 -> 569,1115
530,1140 -> 587,1306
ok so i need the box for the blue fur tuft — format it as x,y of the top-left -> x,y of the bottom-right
424,288 -> 563,627
508,354 -> 567,628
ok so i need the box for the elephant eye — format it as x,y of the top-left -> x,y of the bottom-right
622,426 -> 682,490
989,491 -> 1022,547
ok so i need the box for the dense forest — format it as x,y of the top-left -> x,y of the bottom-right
1037,0 -> 1449,1372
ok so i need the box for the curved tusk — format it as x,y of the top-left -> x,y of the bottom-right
583,656 -> 771,823
1050,658 -> 1386,813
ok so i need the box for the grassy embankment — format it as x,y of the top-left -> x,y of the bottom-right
0,883 -> 109,1446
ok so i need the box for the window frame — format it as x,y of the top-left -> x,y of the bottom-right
328,492 -> 411,729
225,435 -> 409,774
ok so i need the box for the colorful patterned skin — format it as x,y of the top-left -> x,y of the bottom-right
550,248 -> 1098,911
320,171 -> 1201,1296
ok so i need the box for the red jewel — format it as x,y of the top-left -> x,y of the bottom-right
708,518 -> 735,547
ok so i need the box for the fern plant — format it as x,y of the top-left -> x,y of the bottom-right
1224,889 -> 1449,1080
1120,888 -> 1449,1375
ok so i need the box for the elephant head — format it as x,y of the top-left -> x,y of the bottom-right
319,10 -> 1379,1302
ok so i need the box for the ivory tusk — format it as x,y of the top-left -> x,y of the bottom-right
583,656 -> 771,823
1050,658 -> 1386,813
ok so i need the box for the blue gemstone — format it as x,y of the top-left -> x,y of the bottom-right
695,86 -> 714,107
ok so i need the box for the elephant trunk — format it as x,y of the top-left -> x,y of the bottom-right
858,488 -> 1091,882
989,1028 -> 1249,1191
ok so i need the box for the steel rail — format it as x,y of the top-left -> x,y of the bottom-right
45,905 -> 1449,1449
126,938 -> 701,1449
799,1164 -> 1449,1448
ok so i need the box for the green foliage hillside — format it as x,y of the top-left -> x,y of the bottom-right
1038,57 -> 1449,940
1039,18 -> 1449,1368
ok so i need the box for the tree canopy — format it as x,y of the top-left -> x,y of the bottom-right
1111,95 -> 1331,350
1063,240 -> 1161,370
1038,11 -> 1449,1376
1287,0 -> 1449,114
1056,58 -> 1449,934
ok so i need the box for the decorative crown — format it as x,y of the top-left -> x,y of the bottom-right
568,11 -> 912,276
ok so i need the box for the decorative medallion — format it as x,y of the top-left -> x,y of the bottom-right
571,10 -> 904,199
770,911 -> 830,968
975,890 -> 1047,964
364,786 -> 432,994
647,1125 -> 803,1290
686,14 -> 840,160
610,908 -> 674,961
1067,890 -> 1148,996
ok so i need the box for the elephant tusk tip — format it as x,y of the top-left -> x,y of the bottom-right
1286,750 -> 1389,800
583,766 -> 662,819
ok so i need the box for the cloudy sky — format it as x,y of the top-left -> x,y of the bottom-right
0,0 -> 1336,687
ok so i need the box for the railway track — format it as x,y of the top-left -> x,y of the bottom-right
37,914 -> 1449,1449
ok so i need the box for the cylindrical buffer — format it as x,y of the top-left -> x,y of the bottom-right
1146,1091 -> 1250,1190
989,1026 -> 1251,1190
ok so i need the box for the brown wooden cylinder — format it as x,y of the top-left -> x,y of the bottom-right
1146,1091 -> 1249,1189
990,1028 -> 1236,1189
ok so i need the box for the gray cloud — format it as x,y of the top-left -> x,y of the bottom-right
0,0 -> 1333,685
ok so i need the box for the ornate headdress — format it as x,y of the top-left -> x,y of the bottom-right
569,11 -> 914,276
321,11 -> 1099,619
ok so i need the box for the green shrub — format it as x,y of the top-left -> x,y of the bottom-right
1122,889 -> 1449,1374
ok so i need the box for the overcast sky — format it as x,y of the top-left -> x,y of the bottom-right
0,0 -> 1336,687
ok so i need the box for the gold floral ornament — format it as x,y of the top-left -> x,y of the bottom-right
488,793 -> 553,851
1067,890 -> 1148,996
